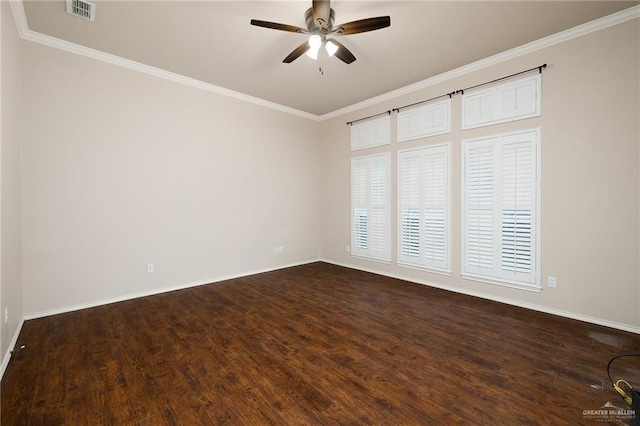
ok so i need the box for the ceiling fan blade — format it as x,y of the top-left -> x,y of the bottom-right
335,16 -> 391,35
250,19 -> 306,33
283,41 -> 310,63
329,39 -> 356,64
312,0 -> 331,28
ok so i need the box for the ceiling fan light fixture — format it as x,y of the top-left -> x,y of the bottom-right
251,0 -> 390,65
306,34 -> 322,60
325,40 -> 339,57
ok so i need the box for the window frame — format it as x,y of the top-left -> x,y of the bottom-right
351,152 -> 391,262
461,74 -> 541,130
461,128 -> 541,291
397,143 -> 451,274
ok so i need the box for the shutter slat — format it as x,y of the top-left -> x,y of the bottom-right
398,145 -> 449,270
352,153 -> 390,261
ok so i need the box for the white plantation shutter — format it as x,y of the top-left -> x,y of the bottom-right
351,153 -> 390,261
351,115 -> 391,151
352,161 -> 369,251
398,145 -> 449,271
462,74 -> 541,130
369,156 -> 390,259
463,92 -> 496,129
500,136 -> 535,283
424,150 -> 447,266
465,143 -> 495,273
463,130 -> 539,289
501,78 -> 539,121
397,99 -> 451,142
399,153 -> 420,259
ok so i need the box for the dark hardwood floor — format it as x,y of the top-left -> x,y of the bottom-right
2,262 -> 640,425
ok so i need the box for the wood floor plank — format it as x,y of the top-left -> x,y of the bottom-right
23,315 -> 76,424
0,318 -> 46,425
137,407 -> 180,426
2,262 -> 640,425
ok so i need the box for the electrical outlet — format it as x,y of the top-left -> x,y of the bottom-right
278,246 -> 283,253
346,245 -> 351,252
4,307 -> 8,324
147,264 -> 154,273
548,276 -> 557,288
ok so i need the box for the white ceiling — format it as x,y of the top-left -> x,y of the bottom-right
21,1 -> 638,116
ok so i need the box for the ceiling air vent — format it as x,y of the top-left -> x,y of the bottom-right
66,0 -> 96,21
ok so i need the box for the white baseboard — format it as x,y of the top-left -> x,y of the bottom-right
10,256 -> 638,382
321,258 -> 640,335
23,259 -> 320,321
1,317 -> 25,380
3,260 -> 320,381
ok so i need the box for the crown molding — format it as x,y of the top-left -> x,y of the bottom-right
319,4 -> 640,121
9,2 -> 640,122
8,1 -> 319,121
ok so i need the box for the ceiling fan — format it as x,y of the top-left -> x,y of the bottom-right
250,0 -> 391,64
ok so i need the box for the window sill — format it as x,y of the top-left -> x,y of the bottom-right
397,262 -> 451,277
461,273 -> 542,293
351,254 -> 391,265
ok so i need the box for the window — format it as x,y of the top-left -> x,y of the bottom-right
351,153 -> 391,261
351,115 -> 391,151
462,74 -> 541,130
398,144 -> 450,272
397,98 -> 451,142
462,129 -> 540,290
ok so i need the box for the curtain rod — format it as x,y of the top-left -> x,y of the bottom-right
392,91 -> 456,113
346,110 -> 391,126
346,64 -> 547,125
456,63 -> 547,95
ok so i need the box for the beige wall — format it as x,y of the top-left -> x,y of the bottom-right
320,19 -> 640,329
20,42 -> 321,316
1,1 -> 24,361
8,9 -> 640,332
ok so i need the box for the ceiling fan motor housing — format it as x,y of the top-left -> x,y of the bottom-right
305,7 -> 335,32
